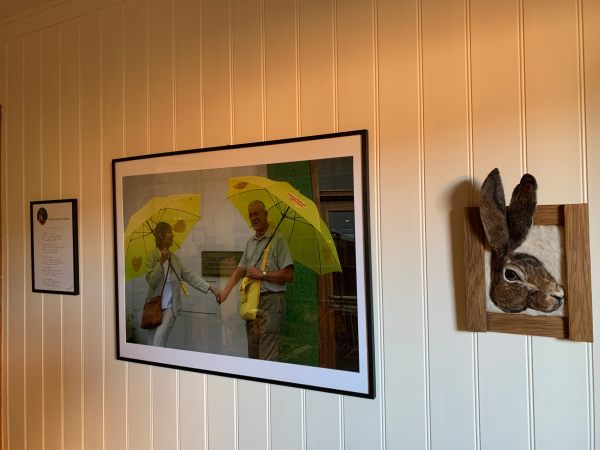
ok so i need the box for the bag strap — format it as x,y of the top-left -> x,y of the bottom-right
260,241 -> 272,271
159,262 -> 171,295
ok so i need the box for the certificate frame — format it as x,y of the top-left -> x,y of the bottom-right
30,199 -> 80,295
112,130 -> 375,398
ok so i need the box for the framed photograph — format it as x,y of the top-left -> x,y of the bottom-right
112,130 -> 374,398
30,199 -> 80,295
464,204 -> 592,342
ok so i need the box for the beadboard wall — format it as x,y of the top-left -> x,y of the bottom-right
1,0 -> 599,449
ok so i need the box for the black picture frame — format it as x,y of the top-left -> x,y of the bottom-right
112,130 -> 374,398
30,199 -> 80,295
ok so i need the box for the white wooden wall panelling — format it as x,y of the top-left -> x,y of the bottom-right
41,25 -> 63,450
100,5 -> 127,450
123,1 -> 153,448
264,0 -> 297,140
296,3 -> 340,449
147,1 -> 181,449
173,1 -> 209,450
0,0 -> 124,43
232,0 -> 270,447
298,0 -> 335,136
524,1 -> 591,449
23,32 -> 44,450
60,18 -> 83,450
336,1 -> 383,450
297,0 -> 342,447
202,0 -> 231,149
524,0 -> 583,202
148,0 -> 174,154
124,0 -> 149,158
421,0 -> 477,448
585,0 -> 600,445
174,4 -> 211,449
469,1 -> 531,449
175,0 -> 203,151
5,38 -> 26,450
1,0 -> 600,449
377,0 -> 428,447
201,1 -> 237,449
231,0 -> 263,145
80,11 -> 105,450
263,1 -> 313,449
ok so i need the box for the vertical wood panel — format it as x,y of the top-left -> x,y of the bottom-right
123,1 -> 153,449
232,0 -> 263,144
23,32 -> 44,450
202,0 -> 231,147
377,0 -> 428,446
174,0 -> 202,150
148,0 -> 174,152
80,12 -> 104,450
5,38 -> 25,450
100,5 -> 127,450
207,377 -> 236,450
533,342 -> 589,450
264,0 -> 297,139
202,2 -> 236,449
262,1 -> 307,449
296,1 -> 340,447
231,1 -> 269,447
524,0 -> 582,202
421,0 -> 476,448
147,2 -> 179,448
305,391 -> 340,450
524,2 -> 590,449
336,1 -> 381,449
60,19 -> 83,450
172,2 -> 208,449
152,367 -> 178,449
41,26 -> 63,450
124,0 -> 148,157
469,1 -> 531,449
179,371 -> 207,450
298,0 -> 335,135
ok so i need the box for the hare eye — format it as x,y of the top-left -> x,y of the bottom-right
504,268 -> 521,282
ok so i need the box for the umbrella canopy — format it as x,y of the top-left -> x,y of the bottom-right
227,176 -> 341,275
124,194 -> 201,280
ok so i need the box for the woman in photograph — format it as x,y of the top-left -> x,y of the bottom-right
146,221 -> 219,347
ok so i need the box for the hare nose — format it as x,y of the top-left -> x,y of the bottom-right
552,285 -> 565,300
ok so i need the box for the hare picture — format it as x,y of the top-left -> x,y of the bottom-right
480,168 -> 564,313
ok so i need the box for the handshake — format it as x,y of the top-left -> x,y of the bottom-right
209,286 -> 223,303
207,265 -> 264,306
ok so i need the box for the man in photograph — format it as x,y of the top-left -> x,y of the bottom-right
218,200 -> 294,361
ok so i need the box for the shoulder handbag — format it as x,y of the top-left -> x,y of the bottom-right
239,242 -> 271,321
141,263 -> 170,329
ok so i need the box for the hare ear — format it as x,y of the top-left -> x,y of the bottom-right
480,168 -> 509,253
507,173 -> 537,249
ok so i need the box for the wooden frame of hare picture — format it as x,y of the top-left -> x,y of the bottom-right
463,169 -> 593,342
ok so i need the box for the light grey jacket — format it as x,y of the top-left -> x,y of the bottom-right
145,247 -> 210,317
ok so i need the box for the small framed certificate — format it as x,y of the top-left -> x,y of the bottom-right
30,199 -> 80,295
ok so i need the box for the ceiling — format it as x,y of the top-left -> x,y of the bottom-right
0,0 -> 62,22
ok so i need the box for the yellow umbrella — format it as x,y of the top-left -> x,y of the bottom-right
227,176 -> 341,275
124,194 -> 201,280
